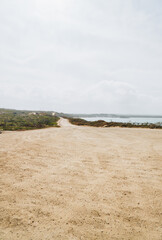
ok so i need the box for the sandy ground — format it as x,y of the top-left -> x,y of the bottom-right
0,118 -> 162,240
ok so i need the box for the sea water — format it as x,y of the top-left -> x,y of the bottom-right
82,117 -> 162,125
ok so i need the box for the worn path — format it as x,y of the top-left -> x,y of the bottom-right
0,119 -> 162,239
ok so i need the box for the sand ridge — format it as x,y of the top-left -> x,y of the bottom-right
0,119 -> 162,239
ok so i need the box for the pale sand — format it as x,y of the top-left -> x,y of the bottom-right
0,118 -> 162,240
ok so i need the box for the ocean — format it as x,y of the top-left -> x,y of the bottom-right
81,117 -> 162,124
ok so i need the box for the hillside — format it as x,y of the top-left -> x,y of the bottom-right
0,109 -> 59,131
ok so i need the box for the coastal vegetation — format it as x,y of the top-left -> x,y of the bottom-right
0,108 -> 162,131
68,118 -> 162,129
0,109 -> 59,131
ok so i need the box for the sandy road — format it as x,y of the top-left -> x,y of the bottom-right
0,119 -> 162,240
58,118 -> 76,127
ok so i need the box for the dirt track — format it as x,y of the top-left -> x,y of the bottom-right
0,119 -> 162,240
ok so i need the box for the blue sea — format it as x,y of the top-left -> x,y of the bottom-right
82,117 -> 162,125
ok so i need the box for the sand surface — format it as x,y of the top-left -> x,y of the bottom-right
0,118 -> 162,240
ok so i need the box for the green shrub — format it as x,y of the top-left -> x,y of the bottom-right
0,112 -> 60,131
68,118 -> 162,129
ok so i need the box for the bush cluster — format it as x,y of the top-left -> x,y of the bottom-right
68,118 -> 162,129
0,112 -> 59,131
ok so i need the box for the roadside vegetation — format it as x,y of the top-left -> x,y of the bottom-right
68,118 -> 162,129
0,109 -> 59,131
1,108 -> 161,131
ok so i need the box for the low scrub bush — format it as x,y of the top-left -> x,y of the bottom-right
68,118 -> 162,129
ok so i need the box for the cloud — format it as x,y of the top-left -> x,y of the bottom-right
0,0 -> 162,114
73,80 -> 155,114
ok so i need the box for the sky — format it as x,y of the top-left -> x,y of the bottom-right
0,0 -> 162,114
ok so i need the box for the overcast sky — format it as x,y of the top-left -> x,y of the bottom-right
0,0 -> 162,114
